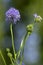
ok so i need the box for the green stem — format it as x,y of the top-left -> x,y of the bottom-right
20,32 -> 29,65
17,30 -> 32,65
10,57 -> 14,65
0,50 -> 7,65
17,32 -> 28,59
12,58 -> 20,65
20,57 -> 23,65
10,23 -> 16,59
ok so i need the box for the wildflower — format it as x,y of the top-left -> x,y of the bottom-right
5,7 -> 20,24
33,13 -> 42,22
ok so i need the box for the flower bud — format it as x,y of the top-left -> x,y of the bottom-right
6,48 -> 10,52
26,24 -> 33,33
33,13 -> 42,22
7,52 -> 12,57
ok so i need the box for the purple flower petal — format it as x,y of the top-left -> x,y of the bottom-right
5,7 -> 20,24
33,13 -> 37,18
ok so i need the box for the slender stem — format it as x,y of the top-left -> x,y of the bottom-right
20,32 -> 28,65
12,58 -> 20,65
10,57 -> 14,65
20,57 -> 23,65
10,23 -> 16,59
17,31 -> 32,65
0,50 -> 7,65
17,32 -> 28,59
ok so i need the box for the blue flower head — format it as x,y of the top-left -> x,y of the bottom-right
5,7 -> 20,24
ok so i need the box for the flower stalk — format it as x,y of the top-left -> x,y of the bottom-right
10,23 -> 16,59
0,50 -> 7,65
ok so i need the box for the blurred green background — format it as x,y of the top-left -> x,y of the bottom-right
0,0 -> 43,65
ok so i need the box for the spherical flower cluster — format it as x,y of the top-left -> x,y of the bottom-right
33,13 -> 42,22
26,24 -> 33,34
5,7 -> 20,24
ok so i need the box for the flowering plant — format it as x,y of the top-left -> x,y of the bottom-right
0,7 -> 42,65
